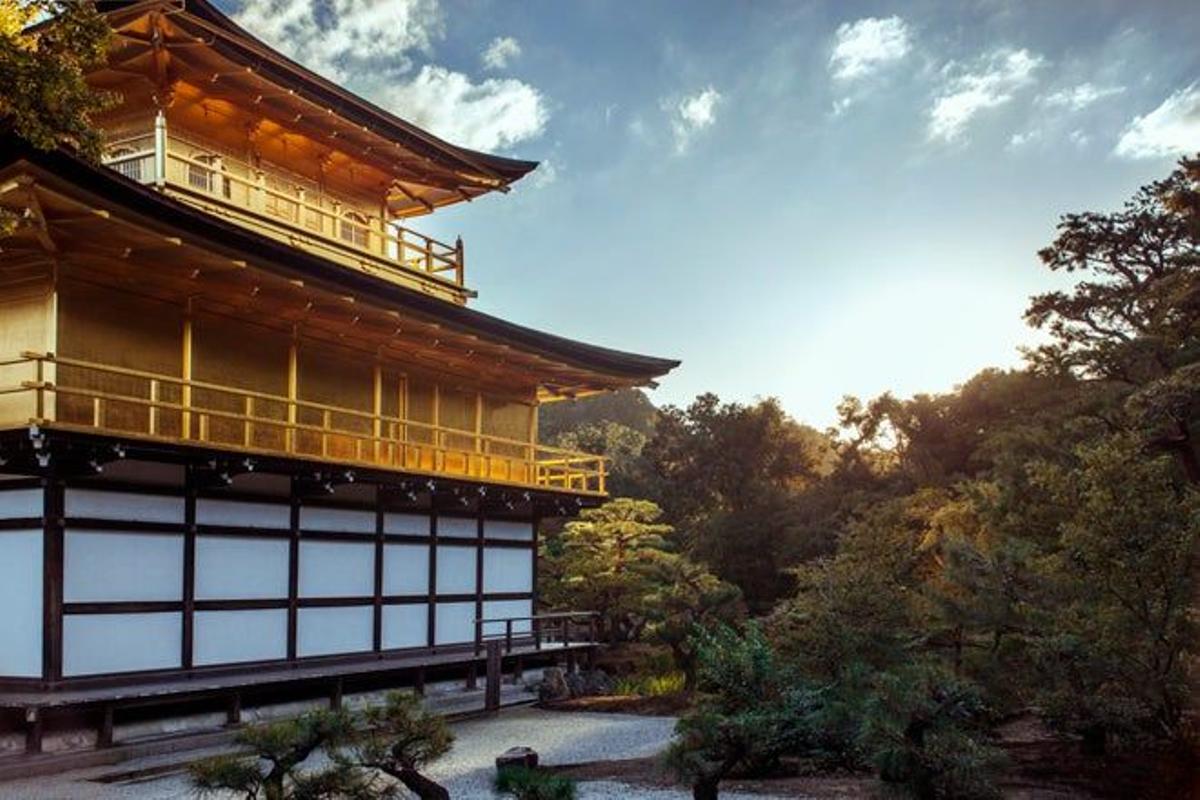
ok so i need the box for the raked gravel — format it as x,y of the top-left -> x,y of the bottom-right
0,707 -> 796,799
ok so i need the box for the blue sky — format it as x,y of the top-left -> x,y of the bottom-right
218,0 -> 1200,427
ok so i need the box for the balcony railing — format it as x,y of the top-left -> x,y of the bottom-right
0,353 -> 606,495
102,136 -> 466,296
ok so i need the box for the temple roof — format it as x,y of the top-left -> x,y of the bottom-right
91,0 -> 539,215
0,134 -> 680,395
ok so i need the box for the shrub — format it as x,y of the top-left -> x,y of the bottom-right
859,664 -> 1005,800
494,766 -> 577,800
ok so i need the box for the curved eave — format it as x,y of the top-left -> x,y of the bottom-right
0,137 -> 680,386
94,0 -> 538,191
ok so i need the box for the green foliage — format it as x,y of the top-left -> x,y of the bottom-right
613,671 -> 687,697
494,766 -> 577,800
350,691 -> 453,800
665,624 -> 807,794
859,664 -> 1005,800
1026,154 -> 1200,480
1029,435 -> 1198,744
190,709 -> 359,800
540,498 -> 674,644
0,1 -> 114,161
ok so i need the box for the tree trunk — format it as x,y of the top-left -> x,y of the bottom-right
396,767 -> 450,800
692,777 -> 720,800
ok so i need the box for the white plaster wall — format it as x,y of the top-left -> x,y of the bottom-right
64,489 -> 184,524
0,530 -> 42,677
0,488 -> 42,518
383,512 -> 429,536
434,602 -> 475,645
63,612 -> 181,676
436,546 -> 476,594
299,506 -> 373,534
297,606 -> 372,657
484,520 -> 534,541
382,544 -> 429,595
382,604 -> 427,649
64,530 -> 182,602
299,541 -> 374,597
194,609 -> 288,665
437,516 -> 477,539
482,599 -> 533,636
196,498 -> 290,529
195,536 -> 289,599
483,548 -> 533,594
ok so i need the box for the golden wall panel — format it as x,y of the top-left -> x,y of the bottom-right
0,278 -> 54,427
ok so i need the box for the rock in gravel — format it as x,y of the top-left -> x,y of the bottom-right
565,668 -> 614,698
496,746 -> 539,770
538,667 -> 570,701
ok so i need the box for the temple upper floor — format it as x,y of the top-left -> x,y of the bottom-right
87,0 -> 541,305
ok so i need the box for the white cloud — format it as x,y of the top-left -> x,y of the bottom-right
233,0 -> 442,81
1007,129 -> 1040,150
663,87 -> 722,154
928,49 -> 1044,143
1114,83 -> 1200,159
527,158 -> 559,188
482,36 -> 521,71
1040,82 -> 1124,111
829,16 -> 912,81
382,65 -> 548,151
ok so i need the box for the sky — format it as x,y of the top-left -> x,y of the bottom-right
215,0 -> 1200,428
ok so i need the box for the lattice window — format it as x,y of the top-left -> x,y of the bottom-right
339,211 -> 370,249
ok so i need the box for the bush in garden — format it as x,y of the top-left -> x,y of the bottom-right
494,766 -> 578,800
859,664 -> 1005,800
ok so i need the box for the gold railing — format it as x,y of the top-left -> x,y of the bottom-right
0,353 -> 606,495
103,141 -> 465,292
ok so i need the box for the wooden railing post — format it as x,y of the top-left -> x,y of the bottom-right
505,619 -> 513,654
474,617 -> 483,657
33,356 -> 44,420
484,640 -> 501,712
149,379 -> 159,436
455,236 -> 464,286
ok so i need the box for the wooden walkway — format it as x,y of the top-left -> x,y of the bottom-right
0,639 -> 595,757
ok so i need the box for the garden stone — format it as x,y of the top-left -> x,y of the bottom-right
496,745 -> 539,771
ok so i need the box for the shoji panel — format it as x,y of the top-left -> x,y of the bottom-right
299,541 -> 374,597
0,529 -> 42,676
196,498 -> 290,529
437,516 -> 477,539
434,602 -> 475,645
0,488 -> 42,519
195,536 -> 289,599
297,606 -> 373,657
382,604 -> 427,650
383,544 -> 429,595
64,530 -> 182,602
435,545 -> 476,595
194,609 -> 288,666
64,488 -> 184,524
484,519 -> 534,541
482,548 -> 533,594
63,613 -> 181,676
299,506 -> 374,534
482,599 -> 534,636
383,512 -> 429,536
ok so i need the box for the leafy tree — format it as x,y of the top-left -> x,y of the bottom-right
1029,435 -> 1198,748
643,557 -> 743,693
538,388 -> 659,442
351,692 -> 454,800
540,498 -> 674,644
1026,155 -> 1200,481
0,1 -> 113,160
